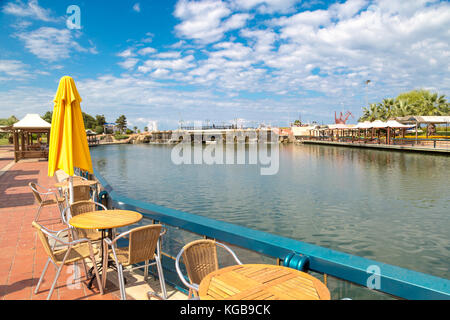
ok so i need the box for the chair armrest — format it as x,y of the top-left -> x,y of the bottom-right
175,248 -> 200,292
105,229 -> 133,246
93,201 -> 107,210
216,242 -> 243,265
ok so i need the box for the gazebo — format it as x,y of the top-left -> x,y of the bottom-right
12,114 -> 51,162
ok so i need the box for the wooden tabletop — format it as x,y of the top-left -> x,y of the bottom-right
69,210 -> 143,230
54,179 -> 98,189
198,264 -> 331,300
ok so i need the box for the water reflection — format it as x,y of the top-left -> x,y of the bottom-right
91,143 -> 449,280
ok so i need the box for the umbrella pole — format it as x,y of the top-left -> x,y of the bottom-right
69,176 -> 74,204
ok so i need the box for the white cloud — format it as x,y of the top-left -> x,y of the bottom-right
133,3 -> 141,13
0,60 -> 31,81
230,0 -> 300,14
16,27 -> 88,61
117,48 -> 136,58
118,58 -> 139,70
138,55 -> 196,73
2,0 -> 56,22
174,0 -> 250,44
330,0 -> 368,20
154,52 -> 182,59
138,47 -> 156,55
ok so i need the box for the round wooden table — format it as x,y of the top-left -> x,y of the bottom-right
54,179 -> 98,189
69,210 -> 143,289
69,209 -> 142,230
199,264 -> 331,300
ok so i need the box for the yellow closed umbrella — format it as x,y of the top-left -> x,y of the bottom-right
48,76 -> 93,203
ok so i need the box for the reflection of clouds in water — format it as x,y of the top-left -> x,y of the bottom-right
91,143 -> 450,279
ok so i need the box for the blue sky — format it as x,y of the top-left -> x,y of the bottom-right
0,0 -> 449,130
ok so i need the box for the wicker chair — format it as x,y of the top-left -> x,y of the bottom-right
71,184 -> 93,202
62,200 -> 107,242
62,176 -> 88,183
29,182 -> 66,222
103,224 -> 167,300
32,221 -> 103,300
175,239 -> 242,298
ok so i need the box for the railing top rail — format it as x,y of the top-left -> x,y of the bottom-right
94,169 -> 450,300
394,138 -> 450,141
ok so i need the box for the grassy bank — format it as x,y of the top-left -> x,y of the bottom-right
0,138 -> 11,146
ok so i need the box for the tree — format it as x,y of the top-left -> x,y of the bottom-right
133,126 -> 138,133
359,89 -> 449,122
41,111 -> 53,123
95,114 -> 106,127
116,115 -> 127,133
82,112 -> 97,129
95,125 -> 104,134
144,126 -> 149,132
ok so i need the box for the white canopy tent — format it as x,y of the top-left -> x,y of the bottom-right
12,114 -> 51,162
385,120 -> 414,128
13,114 -> 51,129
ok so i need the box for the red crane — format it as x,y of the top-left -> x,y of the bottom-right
335,111 -> 354,124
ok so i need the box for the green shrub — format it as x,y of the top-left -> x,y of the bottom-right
114,134 -> 129,140
95,125 -> 104,134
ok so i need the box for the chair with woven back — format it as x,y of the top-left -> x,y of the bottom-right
29,182 -> 66,222
103,224 -> 167,300
32,221 -> 103,300
175,239 -> 243,298
62,200 -> 107,242
71,184 -> 93,202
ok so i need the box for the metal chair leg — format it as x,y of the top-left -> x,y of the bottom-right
81,260 -> 89,280
118,264 -> 126,300
47,263 -> 64,300
155,256 -> 167,299
34,204 -> 43,221
144,260 -> 149,281
101,241 -> 108,289
89,255 -> 104,295
34,258 -> 51,294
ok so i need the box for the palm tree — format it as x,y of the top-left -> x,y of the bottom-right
392,99 -> 412,117
359,90 -> 449,122
115,115 -> 127,134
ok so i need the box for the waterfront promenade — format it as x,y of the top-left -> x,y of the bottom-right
0,145 -> 186,300
301,140 -> 450,154
0,146 -> 119,300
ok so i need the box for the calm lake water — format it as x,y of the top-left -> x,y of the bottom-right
91,143 -> 450,281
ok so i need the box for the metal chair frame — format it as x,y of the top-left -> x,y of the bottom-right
103,225 -> 168,300
175,240 -> 242,297
33,222 -> 104,300
61,201 -> 114,289
61,201 -> 107,227
29,182 -> 65,222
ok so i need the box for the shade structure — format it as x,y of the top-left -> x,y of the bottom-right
355,122 -> 373,129
13,114 -> 51,129
385,120 -> 414,128
370,120 -> 388,128
48,76 -> 92,202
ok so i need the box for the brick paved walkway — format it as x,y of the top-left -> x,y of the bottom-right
0,146 -> 14,171
0,156 -> 119,300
